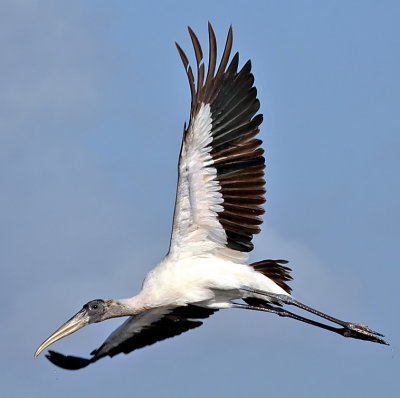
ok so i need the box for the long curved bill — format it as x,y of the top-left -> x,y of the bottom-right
34,309 -> 89,358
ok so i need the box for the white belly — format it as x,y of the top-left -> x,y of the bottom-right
139,256 -> 290,309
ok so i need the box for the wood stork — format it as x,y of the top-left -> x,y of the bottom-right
34,23 -> 387,370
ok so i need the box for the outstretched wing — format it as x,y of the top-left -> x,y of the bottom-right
46,305 -> 216,370
169,23 -> 265,262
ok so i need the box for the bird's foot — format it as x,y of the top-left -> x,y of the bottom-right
342,322 -> 389,345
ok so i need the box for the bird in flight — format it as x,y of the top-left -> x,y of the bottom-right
35,23 -> 387,370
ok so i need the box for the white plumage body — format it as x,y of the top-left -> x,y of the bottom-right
136,256 -> 290,310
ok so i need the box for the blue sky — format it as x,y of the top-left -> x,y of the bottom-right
1,1 -> 399,396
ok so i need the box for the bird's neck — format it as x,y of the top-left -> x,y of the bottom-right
105,296 -> 147,319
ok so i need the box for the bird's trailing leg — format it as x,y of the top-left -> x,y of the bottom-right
232,302 -> 352,336
239,287 -> 388,345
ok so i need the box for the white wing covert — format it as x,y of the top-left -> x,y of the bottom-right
169,24 -> 265,262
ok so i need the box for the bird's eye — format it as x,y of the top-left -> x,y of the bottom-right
92,304 -> 98,310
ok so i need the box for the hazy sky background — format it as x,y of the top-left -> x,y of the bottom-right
1,1 -> 399,397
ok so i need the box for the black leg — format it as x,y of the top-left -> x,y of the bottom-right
232,302 -> 348,336
238,288 -> 388,345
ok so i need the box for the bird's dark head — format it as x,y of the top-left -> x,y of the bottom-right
34,298 -> 117,358
83,299 -> 108,323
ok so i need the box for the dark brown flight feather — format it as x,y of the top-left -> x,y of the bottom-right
250,259 -> 293,294
177,23 -> 265,253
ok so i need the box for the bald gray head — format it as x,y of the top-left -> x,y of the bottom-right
34,298 -> 132,358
